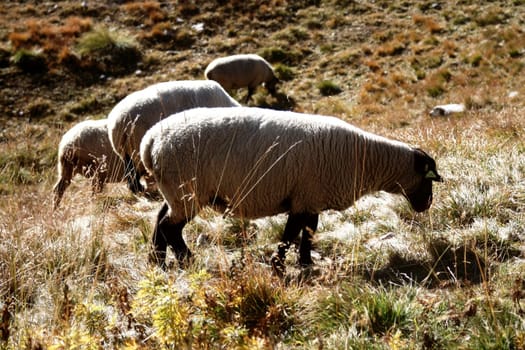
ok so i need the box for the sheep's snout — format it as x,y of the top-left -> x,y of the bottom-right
406,181 -> 434,212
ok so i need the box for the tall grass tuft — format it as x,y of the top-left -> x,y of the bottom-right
74,26 -> 141,76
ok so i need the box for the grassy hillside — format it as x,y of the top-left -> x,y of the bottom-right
0,0 -> 524,348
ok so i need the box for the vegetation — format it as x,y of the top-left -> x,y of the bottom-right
0,0 -> 524,348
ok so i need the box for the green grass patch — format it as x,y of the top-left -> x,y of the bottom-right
317,80 -> 343,96
75,26 -> 142,75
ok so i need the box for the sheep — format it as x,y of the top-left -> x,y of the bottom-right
429,103 -> 465,117
140,106 -> 443,272
106,80 -> 240,194
53,118 -> 125,209
204,54 -> 279,103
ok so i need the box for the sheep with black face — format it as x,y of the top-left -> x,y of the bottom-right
140,107 -> 443,272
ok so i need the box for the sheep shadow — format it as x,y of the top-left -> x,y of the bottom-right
366,240 -> 492,288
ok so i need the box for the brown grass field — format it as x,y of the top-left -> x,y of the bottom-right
0,0 -> 524,348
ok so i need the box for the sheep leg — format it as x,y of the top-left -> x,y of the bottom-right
298,213 -> 318,266
53,161 -> 73,209
245,86 -> 255,103
52,178 -> 70,210
124,154 -> 144,193
271,212 -> 316,274
149,202 -> 192,269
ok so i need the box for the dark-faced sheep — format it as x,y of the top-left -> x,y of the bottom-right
53,119 -> 125,209
106,80 -> 240,194
204,54 -> 279,103
140,107 -> 442,272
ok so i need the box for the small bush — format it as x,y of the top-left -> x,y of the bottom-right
11,49 -> 47,73
272,26 -> 310,44
474,9 -> 507,26
318,80 -> 343,96
470,54 -> 483,67
259,47 -> 302,65
427,84 -> 444,97
273,63 -> 295,81
75,26 -> 142,76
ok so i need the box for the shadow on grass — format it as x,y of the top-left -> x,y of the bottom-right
366,238 -> 520,288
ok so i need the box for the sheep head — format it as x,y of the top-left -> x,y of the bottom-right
405,148 -> 442,212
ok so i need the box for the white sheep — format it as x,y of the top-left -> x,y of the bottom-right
106,80 -> 240,194
140,107 -> 443,272
204,54 -> 279,103
53,119 -> 125,209
429,103 -> 465,117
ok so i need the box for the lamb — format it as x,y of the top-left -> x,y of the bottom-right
53,118 -> 125,209
106,80 -> 240,194
204,54 -> 279,103
140,107 -> 442,272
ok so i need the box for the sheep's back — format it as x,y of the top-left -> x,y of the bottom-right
142,107 -> 369,218
107,80 -> 239,168
59,119 -> 124,179
205,55 -> 273,89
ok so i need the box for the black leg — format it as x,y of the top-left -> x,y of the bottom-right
124,154 -> 144,193
271,212 -> 318,274
166,222 -> 192,268
245,87 -> 255,103
149,202 -> 192,269
53,178 -> 70,210
299,213 -> 318,266
149,202 -> 170,268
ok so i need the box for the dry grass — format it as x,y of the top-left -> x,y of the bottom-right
0,0 -> 525,348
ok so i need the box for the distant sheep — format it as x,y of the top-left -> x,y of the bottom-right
53,119 -> 125,209
429,103 -> 465,117
107,80 -> 240,194
140,107 -> 443,271
204,54 -> 279,103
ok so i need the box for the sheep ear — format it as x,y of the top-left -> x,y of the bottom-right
425,169 -> 442,182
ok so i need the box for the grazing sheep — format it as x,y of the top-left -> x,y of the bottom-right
107,80 -> 240,194
204,54 -> 279,103
53,119 -> 125,209
140,107 -> 442,271
429,103 -> 465,117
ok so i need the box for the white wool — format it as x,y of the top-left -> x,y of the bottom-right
107,80 -> 240,174
429,103 -> 465,116
141,106 -> 431,223
204,54 -> 278,101
53,119 -> 125,209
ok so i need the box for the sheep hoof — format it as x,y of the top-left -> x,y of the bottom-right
148,250 -> 166,269
175,252 -> 193,269
297,265 -> 321,281
270,253 -> 286,277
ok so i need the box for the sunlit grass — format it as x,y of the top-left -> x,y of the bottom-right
1,0 -> 525,348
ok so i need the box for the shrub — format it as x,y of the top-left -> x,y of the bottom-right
11,49 -> 47,73
259,47 -> 302,65
474,9 -> 507,26
273,63 -> 295,81
75,26 -> 142,76
427,84 -> 445,98
318,80 -> 343,96
271,26 -> 310,44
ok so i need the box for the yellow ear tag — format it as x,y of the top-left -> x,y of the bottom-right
425,170 -> 439,180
